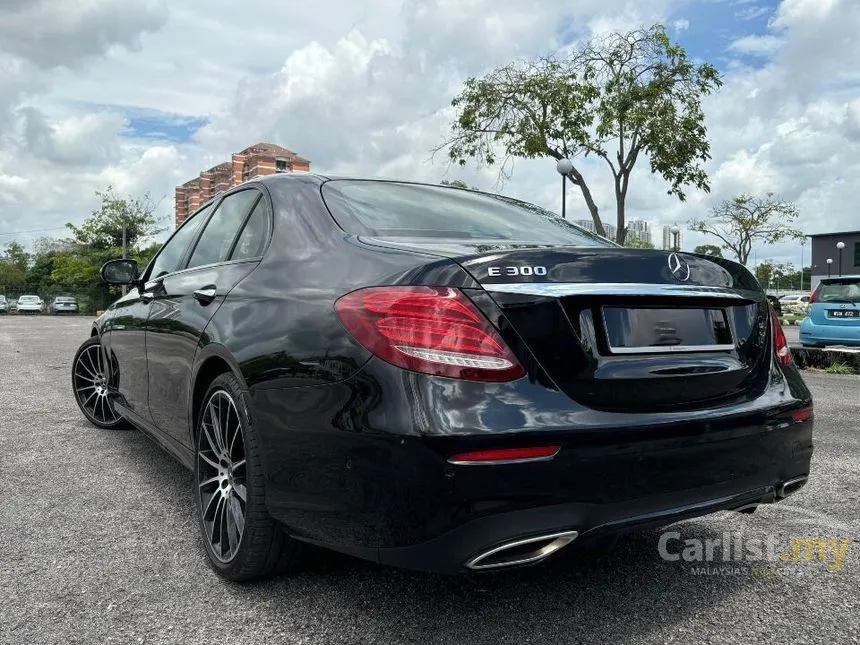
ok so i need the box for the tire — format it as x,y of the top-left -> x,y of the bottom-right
71,337 -> 130,430
194,372 -> 303,581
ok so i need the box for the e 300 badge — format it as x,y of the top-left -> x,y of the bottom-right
487,266 -> 547,277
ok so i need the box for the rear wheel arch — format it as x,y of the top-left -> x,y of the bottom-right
190,348 -> 248,442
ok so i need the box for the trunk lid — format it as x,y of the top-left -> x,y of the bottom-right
362,238 -> 772,412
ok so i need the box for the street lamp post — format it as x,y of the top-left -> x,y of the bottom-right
800,238 -> 806,292
555,158 -> 574,219
671,225 -> 680,251
836,241 -> 845,276
826,258 -> 833,278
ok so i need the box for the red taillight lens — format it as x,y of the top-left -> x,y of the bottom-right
770,307 -> 793,367
448,445 -> 560,465
791,408 -> 813,423
335,286 -> 526,382
809,289 -> 818,304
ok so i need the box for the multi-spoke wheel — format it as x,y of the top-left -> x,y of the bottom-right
194,372 -> 303,580
72,337 -> 128,429
197,390 -> 248,563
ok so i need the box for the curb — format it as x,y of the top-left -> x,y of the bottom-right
791,346 -> 860,372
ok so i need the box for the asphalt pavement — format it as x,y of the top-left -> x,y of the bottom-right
2,316 -> 859,645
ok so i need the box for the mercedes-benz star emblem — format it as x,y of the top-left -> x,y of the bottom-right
667,253 -> 691,282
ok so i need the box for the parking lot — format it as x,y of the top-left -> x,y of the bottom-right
2,316 -> 859,645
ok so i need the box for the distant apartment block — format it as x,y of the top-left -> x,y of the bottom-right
626,219 -> 651,246
662,225 -> 684,251
573,218 -> 617,241
175,143 -> 310,227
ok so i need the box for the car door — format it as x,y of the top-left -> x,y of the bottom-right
105,203 -> 212,423
145,187 -> 270,447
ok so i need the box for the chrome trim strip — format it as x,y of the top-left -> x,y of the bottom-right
481,282 -> 747,299
465,530 -> 579,570
609,344 -> 737,354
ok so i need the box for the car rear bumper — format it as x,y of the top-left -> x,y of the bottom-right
253,383 -> 814,572
799,319 -> 860,345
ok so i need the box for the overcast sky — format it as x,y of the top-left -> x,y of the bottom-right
0,0 -> 857,268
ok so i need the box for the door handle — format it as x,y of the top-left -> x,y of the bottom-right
193,286 -> 217,305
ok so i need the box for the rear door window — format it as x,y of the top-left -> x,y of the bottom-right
187,190 -> 261,269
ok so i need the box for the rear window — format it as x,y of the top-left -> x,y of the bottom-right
321,180 -> 611,246
816,278 -> 860,303
19,296 -> 39,302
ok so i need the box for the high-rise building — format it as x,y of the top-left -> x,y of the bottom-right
175,143 -> 310,227
627,219 -> 651,246
573,218 -> 615,240
662,225 -> 684,250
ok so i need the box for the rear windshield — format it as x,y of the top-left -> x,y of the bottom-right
816,279 -> 860,303
55,297 -> 76,302
19,296 -> 39,302
321,180 -> 611,246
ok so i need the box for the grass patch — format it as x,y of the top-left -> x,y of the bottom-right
823,362 -> 856,375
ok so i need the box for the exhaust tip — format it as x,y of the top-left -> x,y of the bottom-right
777,476 -> 808,499
465,530 -> 579,571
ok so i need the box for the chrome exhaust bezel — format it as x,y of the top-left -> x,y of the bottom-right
465,530 -> 579,571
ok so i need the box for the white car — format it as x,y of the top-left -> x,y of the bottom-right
0,295 -> 7,313
16,295 -> 44,314
778,294 -> 811,315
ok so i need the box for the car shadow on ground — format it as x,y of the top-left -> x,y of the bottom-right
106,426 -> 759,644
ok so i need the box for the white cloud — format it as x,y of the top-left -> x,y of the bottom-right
0,0 -> 858,272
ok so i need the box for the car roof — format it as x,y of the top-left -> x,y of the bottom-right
820,275 -> 860,283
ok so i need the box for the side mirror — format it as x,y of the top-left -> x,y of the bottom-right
100,258 -> 139,286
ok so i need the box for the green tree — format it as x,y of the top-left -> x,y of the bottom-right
689,193 -> 805,265
693,244 -> 723,257
438,24 -> 723,244
66,185 -> 163,253
625,237 -> 655,249
3,241 -> 30,271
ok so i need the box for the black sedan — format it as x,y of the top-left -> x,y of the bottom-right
72,174 -> 814,580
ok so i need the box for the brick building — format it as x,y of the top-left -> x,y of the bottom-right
174,143 -> 310,226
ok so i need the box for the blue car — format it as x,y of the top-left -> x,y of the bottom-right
799,276 -> 860,347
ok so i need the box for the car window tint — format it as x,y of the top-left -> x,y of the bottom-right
229,197 -> 270,261
148,205 -> 212,279
187,191 -> 260,269
321,180 -> 611,246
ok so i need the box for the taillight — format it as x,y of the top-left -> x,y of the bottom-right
770,307 -> 793,367
335,286 -> 526,382
809,289 -> 818,304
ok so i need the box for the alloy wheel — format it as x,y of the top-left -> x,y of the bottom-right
73,343 -> 122,425
197,390 -> 247,563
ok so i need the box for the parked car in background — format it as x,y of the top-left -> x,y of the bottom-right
16,295 -> 44,314
51,296 -> 79,314
8,298 -> 17,313
0,295 -> 7,313
779,294 -> 810,315
72,174 -> 813,581
799,276 -> 860,347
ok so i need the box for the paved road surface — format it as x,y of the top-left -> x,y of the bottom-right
2,316 -> 859,645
